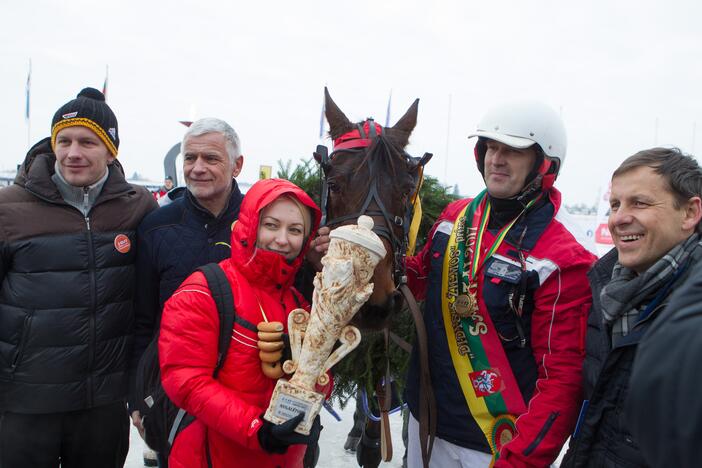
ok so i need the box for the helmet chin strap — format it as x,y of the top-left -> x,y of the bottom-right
515,158 -> 556,204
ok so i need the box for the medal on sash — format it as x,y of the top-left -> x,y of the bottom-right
489,414 -> 518,456
440,190 -> 540,463
454,289 -> 477,317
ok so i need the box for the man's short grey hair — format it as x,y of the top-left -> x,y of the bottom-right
182,117 -> 241,164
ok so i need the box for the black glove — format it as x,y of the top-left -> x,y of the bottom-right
258,413 -> 322,454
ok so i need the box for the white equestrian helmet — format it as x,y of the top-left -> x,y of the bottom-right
468,100 -> 567,171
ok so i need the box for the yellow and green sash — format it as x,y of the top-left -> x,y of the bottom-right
441,190 -> 538,462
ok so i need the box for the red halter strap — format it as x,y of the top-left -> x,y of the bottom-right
333,120 -> 384,151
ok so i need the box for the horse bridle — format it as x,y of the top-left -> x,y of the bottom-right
314,119 -> 437,468
315,118 -> 431,285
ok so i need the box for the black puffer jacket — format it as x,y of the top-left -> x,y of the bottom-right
563,246 -> 701,467
0,138 -> 156,414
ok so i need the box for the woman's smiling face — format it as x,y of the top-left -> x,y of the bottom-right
256,197 -> 306,261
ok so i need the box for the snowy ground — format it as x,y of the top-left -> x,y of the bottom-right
125,400 -> 405,468
125,400 -> 566,467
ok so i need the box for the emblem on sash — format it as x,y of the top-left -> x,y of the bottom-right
469,368 -> 503,397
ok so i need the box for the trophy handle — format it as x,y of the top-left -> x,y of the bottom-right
283,308 -> 309,374
316,325 -> 362,386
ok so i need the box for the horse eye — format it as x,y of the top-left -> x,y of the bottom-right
328,182 -> 341,193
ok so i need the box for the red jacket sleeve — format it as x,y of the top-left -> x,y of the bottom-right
495,256 -> 593,468
407,198 -> 470,300
159,273 -> 264,450
406,237 -> 431,301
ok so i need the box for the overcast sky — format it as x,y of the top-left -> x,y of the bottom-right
2,0 -> 701,205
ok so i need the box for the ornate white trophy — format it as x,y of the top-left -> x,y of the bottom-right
264,215 -> 386,434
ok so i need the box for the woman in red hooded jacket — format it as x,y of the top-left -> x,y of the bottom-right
159,178 -> 323,468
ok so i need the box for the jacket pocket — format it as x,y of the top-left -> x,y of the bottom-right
11,313 -> 33,372
523,411 -> 559,456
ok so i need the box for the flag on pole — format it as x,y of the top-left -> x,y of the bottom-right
25,60 -> 31,121
259,165 -> 272,180
384,90 -> 392,127
102,65 -> 109,100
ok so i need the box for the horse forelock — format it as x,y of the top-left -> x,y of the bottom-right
331,134 -> 410,214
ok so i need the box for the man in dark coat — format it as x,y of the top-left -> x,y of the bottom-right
626,259 -> 702,468
562,147 -> 702,467
0,88 -> 157,467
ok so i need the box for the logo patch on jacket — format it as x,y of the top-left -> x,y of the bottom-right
114,234 -> 131,253
248,417 -> 263,436
485,256 -> 523,284
470,368 -> 504,397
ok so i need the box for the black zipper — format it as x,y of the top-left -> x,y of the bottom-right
85,215 -> 96,407
523,411 -> 559,456
10,313 -> 34,375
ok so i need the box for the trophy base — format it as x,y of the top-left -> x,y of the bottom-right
264,379 -> 324,435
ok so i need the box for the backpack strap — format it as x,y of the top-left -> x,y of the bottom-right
196,263 -> 236,468
168,408 -> 189,446
197,263 -> 236,377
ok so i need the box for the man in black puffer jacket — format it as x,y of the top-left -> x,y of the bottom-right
562,147 -> 702,467
0,88 -> 156,467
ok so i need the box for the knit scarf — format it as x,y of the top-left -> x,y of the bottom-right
600,233 -> 701,341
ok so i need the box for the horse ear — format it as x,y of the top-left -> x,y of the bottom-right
324,87 -> 353,139
409,152 -> 433,171
390,99 -> 419,147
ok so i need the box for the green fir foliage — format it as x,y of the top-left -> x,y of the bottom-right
414,174 -> 461,250
276,158 -> 322,207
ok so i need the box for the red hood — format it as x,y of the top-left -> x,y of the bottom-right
230,178 -> 321,292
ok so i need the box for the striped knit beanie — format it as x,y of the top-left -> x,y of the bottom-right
51,87 -> 119,157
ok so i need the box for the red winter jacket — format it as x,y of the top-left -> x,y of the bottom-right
159,179 -> 321,468
405,188 -> 597,467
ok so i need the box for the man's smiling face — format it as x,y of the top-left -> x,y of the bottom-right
609,165 -> 697,273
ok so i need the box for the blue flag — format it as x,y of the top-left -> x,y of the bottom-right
102,65 -> 109,101
25,60 -> 31,121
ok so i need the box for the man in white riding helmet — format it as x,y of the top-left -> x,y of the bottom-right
404,101 -> 597,467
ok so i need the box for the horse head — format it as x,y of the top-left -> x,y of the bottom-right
315,88 -> 432,330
